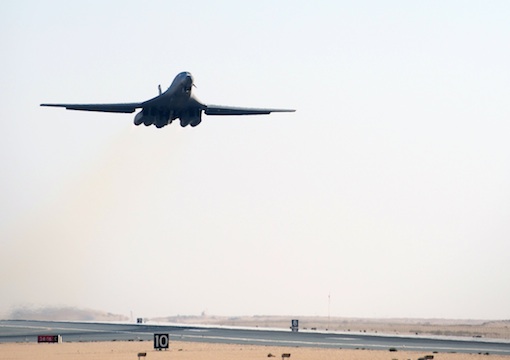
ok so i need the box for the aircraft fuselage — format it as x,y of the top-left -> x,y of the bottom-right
135,72 -> 203,128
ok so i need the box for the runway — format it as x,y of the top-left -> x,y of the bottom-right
1,320 -> 510,355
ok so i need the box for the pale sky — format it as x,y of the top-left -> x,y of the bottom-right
1,1 -> 510,320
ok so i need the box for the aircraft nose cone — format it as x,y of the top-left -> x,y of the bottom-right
184,75 -> 193,90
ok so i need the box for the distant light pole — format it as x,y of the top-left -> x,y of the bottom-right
328,293 -> 331,331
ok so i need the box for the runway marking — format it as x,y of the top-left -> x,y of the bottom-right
0,324 -> 147,337
170,334 -> 510,354
0,324 -> 52,330
184,329 -> 209,333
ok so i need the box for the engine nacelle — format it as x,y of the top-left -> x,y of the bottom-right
134,110 -> 144,125
190,116 -> 202,127
180,108 -> 202,127
135,108 -> 200,128
133,110 -> 154,126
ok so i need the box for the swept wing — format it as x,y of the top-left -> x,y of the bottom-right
204,105 -> 295,116
40,103 -> 141,113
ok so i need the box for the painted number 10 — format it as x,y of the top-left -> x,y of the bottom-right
154,333 -> 169,350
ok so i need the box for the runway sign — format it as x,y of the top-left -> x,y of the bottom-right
291,319 -> 299,332
37,335 -> 61,343
154,333 -> 169,350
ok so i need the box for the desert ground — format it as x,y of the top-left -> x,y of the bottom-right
0,340 -> 507,360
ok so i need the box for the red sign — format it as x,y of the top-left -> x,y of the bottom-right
38,335 -> 59,343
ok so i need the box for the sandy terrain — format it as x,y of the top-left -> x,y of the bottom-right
0,340 -> 507,360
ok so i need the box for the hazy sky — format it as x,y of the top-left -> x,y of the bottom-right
2,1 -> 510,320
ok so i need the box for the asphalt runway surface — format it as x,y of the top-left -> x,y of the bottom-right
1,320 -> 510,355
